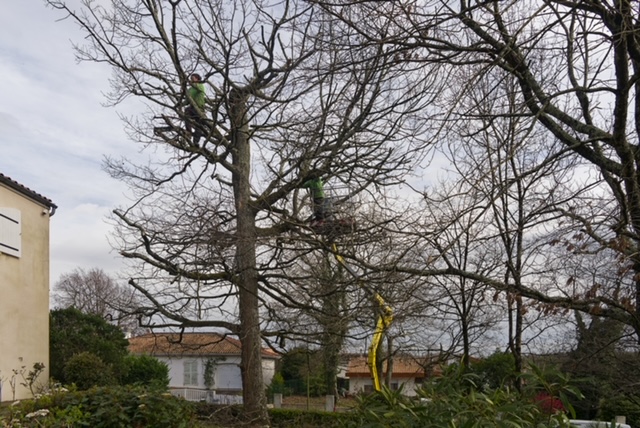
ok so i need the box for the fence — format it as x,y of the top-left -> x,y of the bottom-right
169,388 -> 243,405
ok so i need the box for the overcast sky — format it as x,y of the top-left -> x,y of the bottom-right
0,2 -> 442,292
1,2 -> 138,285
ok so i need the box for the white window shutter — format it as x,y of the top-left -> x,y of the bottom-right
0,208 -> 21,258
183,360 -> 198,386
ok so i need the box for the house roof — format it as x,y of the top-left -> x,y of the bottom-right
128,332 -> 280,359
0,173 -> 57,212
346,355 -> 442,378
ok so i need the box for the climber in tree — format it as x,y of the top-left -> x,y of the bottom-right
184,73 -> 206,145
302,172 -> 327,224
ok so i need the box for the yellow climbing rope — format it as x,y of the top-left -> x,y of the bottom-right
332,243 -> 393,392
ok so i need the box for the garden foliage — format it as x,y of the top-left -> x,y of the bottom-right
50,308 -> 129,384
1,385 -> 194,428
344,364 -> 580,428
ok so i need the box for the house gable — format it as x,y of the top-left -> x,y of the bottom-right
0,174 -> 57,213
128,332 -> 279,393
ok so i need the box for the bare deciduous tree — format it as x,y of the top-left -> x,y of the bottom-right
52,268 -> 143,335
317,0 -> 640,337
47,0 -> 438,422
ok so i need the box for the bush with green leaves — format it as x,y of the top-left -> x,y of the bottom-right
597,395 -> 640,428
50,308 -> 129,384
267,372 -> 285,396
346,364 -> 581,428
469,350 -> 517,391
190,404 -> 356,428
279,347 -> 327,396
2,385 -> 194,428
63,352 -> 117,390
122,354 -> 169,389
269,408 -> 356,428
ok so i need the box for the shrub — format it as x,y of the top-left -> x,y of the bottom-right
191,403 -> 358,427
269,408 -> 355,428
50,308 -> 129,384
469,350 -> 517,390
346,365 -> 580,428
267,372 -> 285,396
2,385 -> 194,428
598,395 -> 640,428
122,354 -> 169,389
63,352 -> 116,390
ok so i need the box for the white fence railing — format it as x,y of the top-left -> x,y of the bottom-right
170,388 -> 243,405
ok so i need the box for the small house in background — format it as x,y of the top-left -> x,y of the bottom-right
345,354 -> 442,396
128,332 -> 280,403
0,173 -> 56,401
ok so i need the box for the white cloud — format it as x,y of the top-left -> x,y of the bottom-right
0,2 -> 139,285
50,203 -> 122,283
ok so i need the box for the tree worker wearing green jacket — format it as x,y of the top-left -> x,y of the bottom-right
302,173 -> 327,223
185,73 -> 206,145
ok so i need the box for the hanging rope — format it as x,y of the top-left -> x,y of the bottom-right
331,243 -> 393,392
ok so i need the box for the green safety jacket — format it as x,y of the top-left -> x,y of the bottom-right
302,178 -> 324,199
188,83 -> 206,109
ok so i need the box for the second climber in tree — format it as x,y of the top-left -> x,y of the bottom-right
302,172 -> 327,225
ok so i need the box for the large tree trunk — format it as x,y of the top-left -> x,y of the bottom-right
322,332 -> 340,398
231,89 -> 268,426
320,253 -> 347,398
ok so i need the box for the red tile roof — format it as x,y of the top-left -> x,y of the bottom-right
346,355 -> 441,378
0,173 -> 57,211
128,332 -> 280,359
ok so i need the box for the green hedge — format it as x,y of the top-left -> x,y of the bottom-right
269,408 -> 357,428
192,403 -> 357,427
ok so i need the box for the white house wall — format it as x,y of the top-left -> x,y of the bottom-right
262,357 -> 275,386
158,355 -> 276,392
216,363 -> 242,390
0,186 -> 51,402
349,377 -> 419,397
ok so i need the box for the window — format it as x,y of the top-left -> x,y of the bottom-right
216,364 -> 242,389
183,360 -> 198,386
0,208 -> 21,258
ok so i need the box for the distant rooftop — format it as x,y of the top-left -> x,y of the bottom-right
346,355 -> 440,378
0,173 -> 57,212
128,332 -> 280,359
